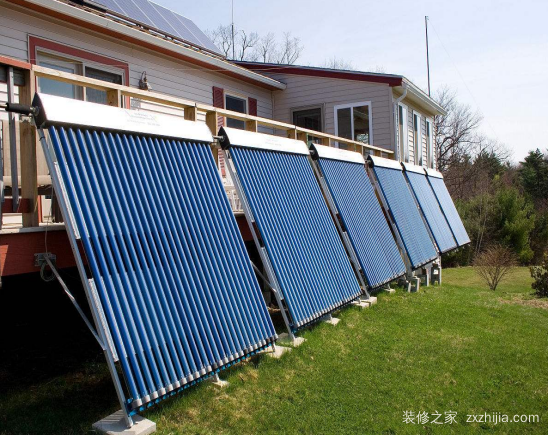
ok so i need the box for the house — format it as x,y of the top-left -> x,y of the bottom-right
0,0 -> 444,278
235,62 -> 445,169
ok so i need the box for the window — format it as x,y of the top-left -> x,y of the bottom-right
36,51 -> 123,105
334,102 -> 372,152
426,118 -> 434,168
85,67 -> 122,104
38,53 -> 83,100
413,112 -> 422,165
225,94 -> 247,129
398,103 -> 409,162
292,107 -> 322,132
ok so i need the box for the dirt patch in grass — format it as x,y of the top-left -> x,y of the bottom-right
499,294 -> 548,309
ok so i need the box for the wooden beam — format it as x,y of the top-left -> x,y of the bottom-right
297,132 -> 308,143
31,64 -> 394,156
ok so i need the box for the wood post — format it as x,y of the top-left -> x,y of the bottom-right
20,121 -> 38,227
245,119 -> 258,132
286,128 -> 297,139
19,69 -> 39,227
184,105 -> 198,122
106,89 -> 121,107
297,132 -> 307,143
205,111 -> 219,166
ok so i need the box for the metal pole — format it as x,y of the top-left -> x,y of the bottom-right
231,0 -> 235,59
425,16 -> 431,96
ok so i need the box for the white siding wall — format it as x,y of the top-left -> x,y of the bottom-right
0,4 -> 273,121
263,73 -> 394,152
396,94 -> 434,168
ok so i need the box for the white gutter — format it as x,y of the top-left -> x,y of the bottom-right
16,0 -> 286,90
393,83 -> 408,162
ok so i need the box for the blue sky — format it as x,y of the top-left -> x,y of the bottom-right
157,0 -> 548,162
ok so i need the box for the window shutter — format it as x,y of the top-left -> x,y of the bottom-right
213,86 -> 225,127
248,97 -> 257,117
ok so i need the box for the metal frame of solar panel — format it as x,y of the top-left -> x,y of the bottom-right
401,162 -> 458,254
425,168 -> 471,247
32,93 -> 276,427
367,155 -> 439,276
220,127 -> 363,340
309,144 -> 407,294
83,0 -> 222,56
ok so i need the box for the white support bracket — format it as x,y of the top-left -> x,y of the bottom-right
209,373 -> 229,388
322,314 -> 341,326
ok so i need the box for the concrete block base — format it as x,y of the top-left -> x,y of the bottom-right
93,411 -> 156,435
384,288 -> 396,294
277,333 -> 306,347
368,296 -> 378,305
351,300 -> 369,309
267,344 -> 292,358
209,374 -> 229,388
323,315 -> 341,326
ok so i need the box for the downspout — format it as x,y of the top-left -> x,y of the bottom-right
393,83 -> 408,162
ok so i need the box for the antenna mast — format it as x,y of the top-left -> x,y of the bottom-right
231,0 -> 235,59
425,16 -> 431,96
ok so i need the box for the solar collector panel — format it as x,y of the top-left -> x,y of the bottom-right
312,146 -> 406,289
222,128 -> 362,331
402,164 -> 457,253
86,0 -> 223,55
368,156 -> 438,270
426,169 -> 470,247
35,94 -> 276,419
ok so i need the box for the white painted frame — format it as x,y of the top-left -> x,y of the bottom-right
412,110 -> 422,166
397,102 -> 409,163
333,101 -> 373,149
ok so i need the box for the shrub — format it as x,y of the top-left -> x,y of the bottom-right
473,244 -> 517,290
530,254 -> 548,297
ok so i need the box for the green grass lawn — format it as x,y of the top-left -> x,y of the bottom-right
1,267 -> 547,434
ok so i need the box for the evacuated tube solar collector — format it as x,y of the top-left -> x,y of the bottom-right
309,144 -> 407,293
220,127 -> 363,339
29,93 -> 277,427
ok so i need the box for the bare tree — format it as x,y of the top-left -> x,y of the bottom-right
206,24 -> 233,57
473,244 -> 517,290
254,32 -> 277,63
434,87 -> 483,172
322,57 -> 354,70
277,32 -> 303,64
207,27 -> 303,64
236,30 -> 259,61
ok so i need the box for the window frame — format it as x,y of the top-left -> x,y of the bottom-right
224,92 -> 248,130
398,102 -> 409,163
291,104 -> 324,132
29,36 -> 129,106
412,110 -> 423,166
333,101 -> 373,148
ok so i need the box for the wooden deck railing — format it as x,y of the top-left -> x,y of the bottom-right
1,58 -> 393,229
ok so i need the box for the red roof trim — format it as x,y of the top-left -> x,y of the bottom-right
235,62 -> 403,87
